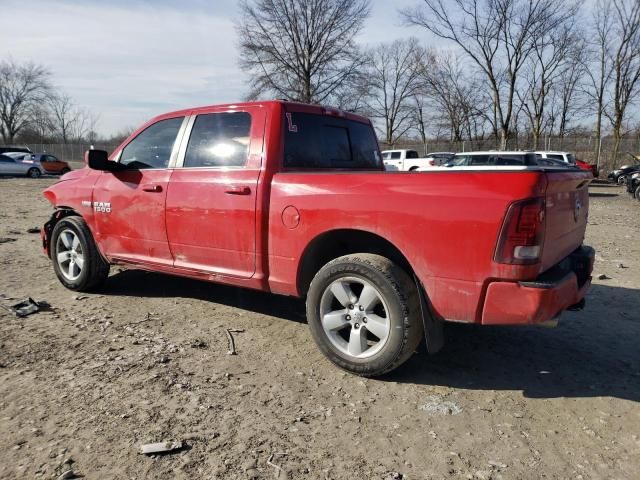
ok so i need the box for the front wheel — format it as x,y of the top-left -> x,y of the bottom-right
617,175 -> 627,185
60,167 -> 71,175
635,185 -> 640,200
27,168 -> 41,178
306,254 -> 423,377
50,216 -> 110,291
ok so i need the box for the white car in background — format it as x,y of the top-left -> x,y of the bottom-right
535,150 -> 576,164
0,153 -> 44,178
382,149 -> 451,171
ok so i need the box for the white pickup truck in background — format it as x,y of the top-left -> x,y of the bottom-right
382,149 -> 453,171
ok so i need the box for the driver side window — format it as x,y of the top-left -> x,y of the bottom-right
120,117 -> 184,169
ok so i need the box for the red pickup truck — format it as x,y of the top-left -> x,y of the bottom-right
41,101 -> 594,376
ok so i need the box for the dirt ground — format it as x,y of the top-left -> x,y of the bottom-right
0,176 -> 638,480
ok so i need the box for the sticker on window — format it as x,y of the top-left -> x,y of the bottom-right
285,112 -> 298,133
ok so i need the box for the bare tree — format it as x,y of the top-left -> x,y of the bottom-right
237,0 -> 370,103
607,0 -> 640,167
555,46 -> 587,146
402,0 -> 579,150
365,38 -> 425,146
411,94 -> 429,154
49,93 -> 99,143
27,105 -> 54,143
421,52 -> 485,144
584,0 -> 614,168
0,60 -> 51,143
518,21 -> 578,149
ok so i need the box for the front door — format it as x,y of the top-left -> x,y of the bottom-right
92,116 -> 186,265
165,107 -> 265,278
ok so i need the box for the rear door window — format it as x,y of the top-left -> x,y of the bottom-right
283,112 -> 381,169
183,112 -> 252,168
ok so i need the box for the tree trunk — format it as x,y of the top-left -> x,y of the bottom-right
594,109 -> 603,169
499,127 -> 508,150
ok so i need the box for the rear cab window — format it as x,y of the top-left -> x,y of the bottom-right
283,112 -> 382,170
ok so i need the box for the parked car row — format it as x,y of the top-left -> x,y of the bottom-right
0,147 -> 71,178
382,149 -> 596,173
624,172 -> 640,200
608,154 -> 640,184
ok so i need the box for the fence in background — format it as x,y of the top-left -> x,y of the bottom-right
4,135 -> 640,170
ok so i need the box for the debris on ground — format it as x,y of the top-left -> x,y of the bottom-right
597,274 -> 611,280
418,396 -> 463,415
26,227 -> 40,234
8,297 -> 41,317
57,470 -> 76,480
190,338 -> 207,349
0,237 -> 16,244
140,440 -> 184,455
225,328 -> 245,355
266,452 -> 288,473
617,263 -> 627,269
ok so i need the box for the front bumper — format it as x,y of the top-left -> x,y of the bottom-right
481,246 -> 594,325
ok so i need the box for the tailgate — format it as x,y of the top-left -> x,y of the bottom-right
540,171 -> 591,272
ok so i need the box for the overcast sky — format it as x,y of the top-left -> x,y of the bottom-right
1,0 -> 438,136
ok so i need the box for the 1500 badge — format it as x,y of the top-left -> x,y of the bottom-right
82,200 -> 112,213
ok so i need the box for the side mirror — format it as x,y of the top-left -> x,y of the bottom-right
85,149 -> 120,171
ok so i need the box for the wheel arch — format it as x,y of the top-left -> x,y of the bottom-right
297,229 -> 415,297
42,207 -> 83,257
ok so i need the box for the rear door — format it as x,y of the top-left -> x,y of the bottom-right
165,106 -> 265,278
92,116 -> 186,265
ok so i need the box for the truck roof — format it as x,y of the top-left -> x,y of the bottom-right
151,100 -> 371,125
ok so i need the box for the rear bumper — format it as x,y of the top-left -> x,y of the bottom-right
481,246 -> 594,325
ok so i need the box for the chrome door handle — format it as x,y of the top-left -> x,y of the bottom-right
142,184 -> 162,192
224,185 -> 251,195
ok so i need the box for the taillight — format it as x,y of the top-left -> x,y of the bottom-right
494,198 -> 545,265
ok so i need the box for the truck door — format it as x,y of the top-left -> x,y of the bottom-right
165,106 -> 265,278
92,116 -> 186,265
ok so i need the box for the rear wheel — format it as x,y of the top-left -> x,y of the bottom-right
51,216 -> 109,291
306,253 -> 423,377
27,168 -> 41,178
635,185 -> 640,200
617,175 -> 627,185
61,167 -> 71,175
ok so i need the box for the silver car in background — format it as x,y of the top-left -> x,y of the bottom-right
0,153 -> 44,178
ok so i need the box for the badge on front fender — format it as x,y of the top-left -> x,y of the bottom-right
82,200 -> 112,213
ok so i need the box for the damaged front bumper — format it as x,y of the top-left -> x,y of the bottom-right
481,246 -> 595,325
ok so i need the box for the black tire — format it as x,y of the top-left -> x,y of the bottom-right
61,168 -> 71,175
306,253 -> 423,377
27,168 -> 41,178
617,175 -> 627,185
635,185 -> 640,200
50,216 -> 109,291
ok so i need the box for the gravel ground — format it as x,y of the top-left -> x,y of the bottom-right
0,177 -> 638,480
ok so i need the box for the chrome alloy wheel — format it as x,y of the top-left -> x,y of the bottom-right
56,229 -> 84,281
319,276 -> 391,359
